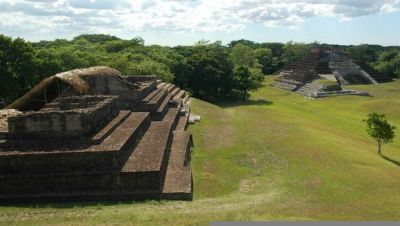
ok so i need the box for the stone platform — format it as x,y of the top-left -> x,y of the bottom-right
0,66 -> 195,203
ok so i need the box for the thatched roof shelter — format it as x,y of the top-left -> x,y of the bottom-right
7,66 -> 135,111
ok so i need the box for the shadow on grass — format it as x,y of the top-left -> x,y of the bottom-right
212,99 -> 273,108
0,199 -> 168,209
381,154 -> 400,168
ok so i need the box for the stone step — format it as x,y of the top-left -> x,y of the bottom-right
140,88 -> 168,112
162,106 -> 181,130
152,93 -> 173,121
170,87 -> 181,99
295,83 -> 325,97
163,83 -> 173,91
99,112 -> 151,168
157,82 -> 166,89
148,88 -> 168,105
173,90 -> 186,102
166,84 -> 176,92
91,111 -> 131,144
169,131 -> 192,167
135,80 -> 158,101
182,95 -> 190,105
162,131 -> 193,200
141,87 -> 163,103
175,115 -> 189,131
120,121 -> 173,191
271,81 -> 297,91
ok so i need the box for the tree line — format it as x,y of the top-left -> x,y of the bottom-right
1,34 -> 399,106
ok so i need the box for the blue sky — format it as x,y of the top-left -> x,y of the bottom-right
0,0 -> 399,46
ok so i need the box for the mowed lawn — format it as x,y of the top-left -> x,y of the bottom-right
1,76 -> 400,225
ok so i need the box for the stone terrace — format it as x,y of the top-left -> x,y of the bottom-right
0,66 -> 195,203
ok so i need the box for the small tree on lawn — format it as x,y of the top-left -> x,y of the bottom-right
364,112 -> 396,155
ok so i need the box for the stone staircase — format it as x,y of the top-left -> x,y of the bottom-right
295,82 -> 324,98
294,81 -> 369,98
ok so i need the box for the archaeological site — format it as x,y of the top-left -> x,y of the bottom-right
272,47 -> 392,98
0,66 -> 195,203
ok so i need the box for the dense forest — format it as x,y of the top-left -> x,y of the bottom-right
0,33 -> 399,106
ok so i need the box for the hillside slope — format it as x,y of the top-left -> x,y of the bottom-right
1,76 -> 400,225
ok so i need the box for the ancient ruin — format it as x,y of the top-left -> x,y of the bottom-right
0,66 -> 195,203
272,47 -> 392,98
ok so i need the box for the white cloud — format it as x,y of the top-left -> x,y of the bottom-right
0,0 -> 399,39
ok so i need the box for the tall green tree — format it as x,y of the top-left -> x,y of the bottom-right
365,112 -> 396,155
346,44 -> 382,65
230,43 -> 257,67
0,35 -> 38,104
281,41 -> 309,65
184,52 -> 226,99
255,48 -> 273,74
374,50 -> 400,78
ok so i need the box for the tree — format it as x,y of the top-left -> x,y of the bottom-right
281,41 -> 309,65
230,43 -> 257,67
0,35 -> 38,104
346,44 -> 382,65
365,112 -> 396,155
373,50 -> 400,78
254,48 -> 273,74
184,52 -> 225,99
233,66 -> 252,98
72,34 -> 120,44
228,39 -> 257,48
232,65 -> 264,99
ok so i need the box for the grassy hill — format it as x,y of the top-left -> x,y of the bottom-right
1,76 -> 400,225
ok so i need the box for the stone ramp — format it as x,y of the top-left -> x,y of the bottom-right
162,131 -> 193,200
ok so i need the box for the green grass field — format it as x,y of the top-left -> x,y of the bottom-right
1,76 -> 400,225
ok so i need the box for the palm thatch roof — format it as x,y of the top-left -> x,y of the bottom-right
6,66 -> 125,111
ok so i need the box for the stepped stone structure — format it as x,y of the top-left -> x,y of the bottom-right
0,66 -> 195,203
272,47 -> 391,98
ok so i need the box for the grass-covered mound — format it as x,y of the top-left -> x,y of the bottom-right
1,76 -> 400,225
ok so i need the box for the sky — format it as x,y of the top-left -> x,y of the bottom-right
0,0 -> 399,46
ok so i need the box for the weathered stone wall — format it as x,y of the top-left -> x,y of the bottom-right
0,172 -> 119,194
8,96 -> 118,138
120,171 -> 163,191
124,75 -> 157,83
0,150 -> 120,175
